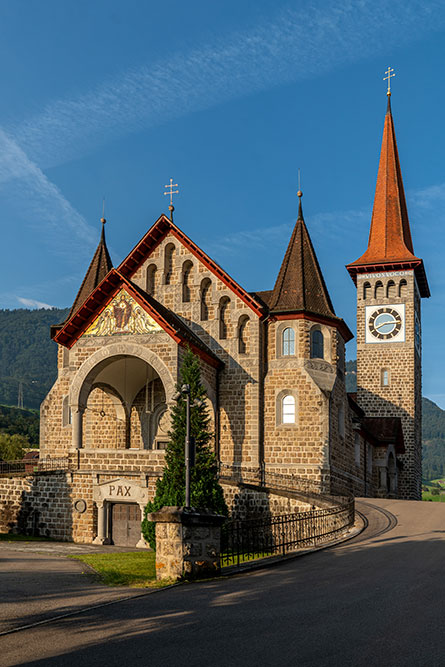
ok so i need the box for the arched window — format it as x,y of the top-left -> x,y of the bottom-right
375,281 -> 384,299
164,243 -> 175,285
310,329 -> 324,359
238,315 -> 249,354
381,368 -> 390,387
399,279 -> 408,297
146,264 -> 157,295
219,297 -> 230,339
282,327 -> 295,356
200,278 -> 211,321
363,282 -> 371,300
182,260 -> 193,302
387,280 -> 396,298
282,395 -> 296,424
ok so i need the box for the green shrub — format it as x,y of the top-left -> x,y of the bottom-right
142,347 -> 228,549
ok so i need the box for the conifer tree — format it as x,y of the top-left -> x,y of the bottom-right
142,347 -> 227,548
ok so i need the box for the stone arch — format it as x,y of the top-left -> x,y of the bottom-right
237,314 -> 249,354
386,280 -> 396,298
181,260 -> 193,302
374,281 -> 384,299
69,343 -> 176,449
399,279 -> 408,297
163,243 -> 175,285
363,282 -> 371,300
146,264 -> 157,295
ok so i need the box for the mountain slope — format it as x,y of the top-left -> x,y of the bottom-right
0,308 -> 69,409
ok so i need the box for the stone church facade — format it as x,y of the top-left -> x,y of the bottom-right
1,94 -> 429,546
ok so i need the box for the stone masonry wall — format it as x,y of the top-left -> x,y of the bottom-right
356,270 -> 421,499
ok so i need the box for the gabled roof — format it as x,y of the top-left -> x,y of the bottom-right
53,269 -> 223,369
347,97 -> 429,297
118,214 -> 265,318
51,222 -> 113,337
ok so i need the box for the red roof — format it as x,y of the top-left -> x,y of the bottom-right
54,269 -> 223,369
118,214 -> 265,318
347,98 -> 429,297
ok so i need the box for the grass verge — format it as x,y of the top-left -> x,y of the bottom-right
69,551 -> 174,588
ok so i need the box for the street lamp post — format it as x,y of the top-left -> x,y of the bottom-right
183,383 -> 191,509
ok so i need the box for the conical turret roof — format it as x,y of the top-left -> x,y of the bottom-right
51,222 -> 113,338
269,197 -> 336,318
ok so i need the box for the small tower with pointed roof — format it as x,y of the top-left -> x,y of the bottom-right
261,191 -> 353,490
346,88 -> 429,500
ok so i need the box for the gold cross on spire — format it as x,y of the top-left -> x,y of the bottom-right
383,66 -> 395,96
164,178 -> 179,222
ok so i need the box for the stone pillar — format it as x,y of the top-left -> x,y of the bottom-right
148,506 -> 226,581
72,408 -> 83,450
136,503 -> 149,549
93,502 -> 108,545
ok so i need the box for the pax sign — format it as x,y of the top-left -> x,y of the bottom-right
109,484 -> 131,497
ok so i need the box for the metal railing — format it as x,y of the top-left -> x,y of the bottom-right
221,497 -> 354,568
0,457 -> 71,476
218,463 -> 325,496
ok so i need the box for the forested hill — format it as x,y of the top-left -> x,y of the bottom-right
346,359 -> 445,480
0,308 -> 69,410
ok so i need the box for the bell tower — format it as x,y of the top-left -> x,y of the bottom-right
346,89 -> 430,500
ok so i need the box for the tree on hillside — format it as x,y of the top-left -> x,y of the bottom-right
142,347 -> 228,548
0,433 -> 29,461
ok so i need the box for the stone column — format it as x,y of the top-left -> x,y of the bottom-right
72,408 -> 83,450
93,502 -> 107,545
148,506 -> 226,581
136,503 -> 149,549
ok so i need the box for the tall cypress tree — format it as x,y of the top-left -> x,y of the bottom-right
142,347 -> 228,548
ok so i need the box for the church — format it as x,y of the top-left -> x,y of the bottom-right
35,91 -> 428,546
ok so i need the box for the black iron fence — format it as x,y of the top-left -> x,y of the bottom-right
218,462 -> 325,496
0,458 -> 70,476
221,497 -> 354,568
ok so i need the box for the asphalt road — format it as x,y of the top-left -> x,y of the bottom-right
2,499 -> 445,667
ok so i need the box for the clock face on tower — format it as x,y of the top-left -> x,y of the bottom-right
365,304 -> 405,344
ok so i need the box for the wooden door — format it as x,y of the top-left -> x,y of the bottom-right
111,503 -> 141,547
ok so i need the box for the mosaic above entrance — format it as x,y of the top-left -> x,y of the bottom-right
84,289 -> 163,337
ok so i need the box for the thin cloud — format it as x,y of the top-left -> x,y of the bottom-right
17,297 -> 54,309
9,0 -> 445,170
0,129 -> 96,260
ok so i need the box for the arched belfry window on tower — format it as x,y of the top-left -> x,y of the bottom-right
375,281 -> 384,299
387,280 -> 396,298
310,329 -> 324,359
363,282 -> 371,300
399,279 -> 408,298
282,327 -> 295,356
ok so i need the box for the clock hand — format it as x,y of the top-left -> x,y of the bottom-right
374,319 -> 395,330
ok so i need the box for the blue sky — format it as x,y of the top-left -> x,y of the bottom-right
0,0 -> 444,405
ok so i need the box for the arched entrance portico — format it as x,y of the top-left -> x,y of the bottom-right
69,343 -> 176,450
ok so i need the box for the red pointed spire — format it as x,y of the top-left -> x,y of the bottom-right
347,97 -> 429,297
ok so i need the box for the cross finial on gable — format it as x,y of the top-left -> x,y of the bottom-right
164,178 -> 179,222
